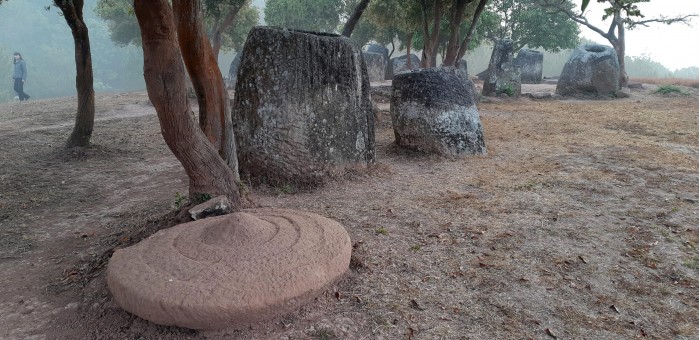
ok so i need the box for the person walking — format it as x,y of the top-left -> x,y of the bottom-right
12,52 -> 30,101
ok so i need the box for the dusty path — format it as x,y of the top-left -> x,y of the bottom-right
0,86 -> 697,339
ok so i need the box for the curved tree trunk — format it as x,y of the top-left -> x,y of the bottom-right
210,0 -> 246,58
133,0 -> 242,207
455,0 -> 489,62
55,0 -> 95,148
341,0 -> 371,37
173,0 -> 239,177
443,0 -> 468,67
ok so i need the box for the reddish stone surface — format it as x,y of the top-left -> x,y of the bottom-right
106,208 -> 351,329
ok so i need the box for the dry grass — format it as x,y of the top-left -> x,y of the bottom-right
631,77 -> 699,88
0,87 -> 697,339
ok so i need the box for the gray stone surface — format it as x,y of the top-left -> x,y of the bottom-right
188,196 -> 231,220
226,53 -> 241,90
363,52 -> 386,82
232,27 -> 375,186
107,208 -> 351,329
391,68 -> 486,156
556,44 -> 620,97
391,54 -> 421,74
482,39 -> 521,98
367,44 -> 393,80
514,49 -> 543,84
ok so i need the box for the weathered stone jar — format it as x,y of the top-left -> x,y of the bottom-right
391,68 -> 486,156
363,51 -> 386,82
482,39 -> 521,97
232,26 -> 375,186
556,43 -> 620,97
514,49 -> 543,84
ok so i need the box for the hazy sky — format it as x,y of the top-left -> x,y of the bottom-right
250,0 -> 698,71
579,0 -> 699,71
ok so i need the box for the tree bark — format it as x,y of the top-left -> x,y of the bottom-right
455,0 -> 489,62
133,0 -> 242,207
210,1 -> 246,58
55,0 -> 95,148
614,17 -> 628,88
443,0 -> 469,67
341,0 -> 370,37
173,0 -> 240,176
420,0 -> 443,68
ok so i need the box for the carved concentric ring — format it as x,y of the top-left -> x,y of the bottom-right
106,208 -> 351,329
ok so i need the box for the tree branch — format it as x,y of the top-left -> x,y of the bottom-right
629,14 -> 697,28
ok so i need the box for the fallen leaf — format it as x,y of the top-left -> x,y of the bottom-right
610,304 -> 620,314
334,291 -> 340,300
578,255 -> 588,264
545,328 -> 557,339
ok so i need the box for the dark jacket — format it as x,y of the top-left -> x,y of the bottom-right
13,59 -> 27,81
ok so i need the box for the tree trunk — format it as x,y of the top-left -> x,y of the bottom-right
341,0 -> 370,37
173,0 -> 240,176
614,20 -> 628,88
55,0 -> 95,148
443,0 -> 469,67
210,1 -> 246,58
420,0 -> 443,68
133,0 -> 242,206
455,0 -> 489,62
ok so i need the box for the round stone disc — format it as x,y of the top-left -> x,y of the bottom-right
106,208 -> 351,329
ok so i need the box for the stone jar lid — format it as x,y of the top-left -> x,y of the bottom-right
107,208 -> 351,329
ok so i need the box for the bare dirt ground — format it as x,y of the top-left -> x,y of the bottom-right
0,83 -> 697,339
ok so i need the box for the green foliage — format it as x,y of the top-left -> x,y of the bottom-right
375,226 -> 388,235
191,193 -> 213,205
482,0 -> 580,52
173,192 -> 188,209
655,85 -> 686,95
96,0 -> 260,51
265,0 -> 344,33
221,5 -> 260,52
0,0 -> 145,101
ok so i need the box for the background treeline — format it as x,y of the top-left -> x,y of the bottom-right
0,0 -> 697,102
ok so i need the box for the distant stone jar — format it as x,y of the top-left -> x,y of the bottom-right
232,27 -> 375,186
514,49 -> 543,84
367,44 -> 393,80
391,53 -> 421,74
391,68 -> 486,156
363,52 -> 386,82
482,39 -> 521,98
556,44 -> 620,97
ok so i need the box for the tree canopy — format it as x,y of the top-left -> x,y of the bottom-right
264,0 -> 345,33
537,0 -> 697,86
480,0 -> 580,52
96,0 -> 260,53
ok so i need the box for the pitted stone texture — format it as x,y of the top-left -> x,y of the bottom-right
557,44 -> 620,97
107,208 -> 352,330
367,44 -> 393,80
391,54 -> 421,74
232,27 -> 375,186
482,39 -> 521,98
363,52 -> 386,82
391,68 -> 486,156
457,59 -> 468,76
514,49 -> 543,84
